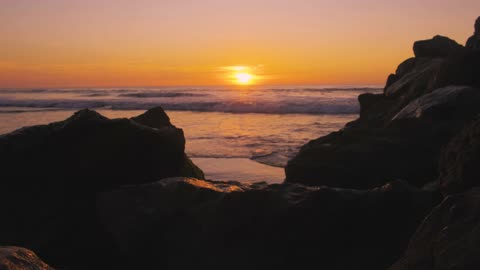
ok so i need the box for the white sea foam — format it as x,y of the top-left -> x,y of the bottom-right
0,86 -> 381,115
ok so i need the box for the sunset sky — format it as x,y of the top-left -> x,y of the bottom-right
1,0 -> 479,88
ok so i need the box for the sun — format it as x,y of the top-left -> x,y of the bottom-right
234,72 -> 254,85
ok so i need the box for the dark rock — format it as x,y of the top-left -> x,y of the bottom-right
0,108 -> 204,269
396,57 -> 417,78
286,85 -> 480,189
384,58 -> 443,98
358,93 -> 384,116
285,122 -> 446,188
439,116 -> 480,195
383,57 -> 416,95
385,73 -> 398,89
356,93 -> 396,127
466,16 -> 480,50
0,247 -> 54,270
413,35 -> 463,58
97,177 -> 438,270
389,188 -> 480,270
393,86 -> 480,121
433,49 -> 480,90
130,106 -> 172,129
287,32 -> 480,188
0,108 -> 204,186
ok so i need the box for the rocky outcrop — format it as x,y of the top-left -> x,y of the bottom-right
0,247 -> 54,270
413,35 -> 463,58
384,57 -> 443,98
286,22 -> 480,189
389,188 -> 480,270
96,177 -> 438,270
392,86 -> 480,121
438,117 -> 480,195
286,86 -> 480,188
466,16 -> 480,50
130,106 -> 172,129
0,107 -> 203,185
433,49 -> 480,90
0,107 -> 203,269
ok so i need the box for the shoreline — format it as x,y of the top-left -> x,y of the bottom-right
191,157 -> 285,184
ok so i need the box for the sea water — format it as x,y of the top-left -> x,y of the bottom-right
0,85 -> 381,182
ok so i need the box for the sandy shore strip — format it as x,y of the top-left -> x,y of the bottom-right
191,158 -> 285,184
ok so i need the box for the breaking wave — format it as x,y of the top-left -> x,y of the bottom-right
0,87 -> 382,115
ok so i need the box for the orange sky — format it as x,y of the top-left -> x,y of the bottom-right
1,0 -> 479,88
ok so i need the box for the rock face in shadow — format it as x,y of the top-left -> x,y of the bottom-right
0,247 -> 54,270
0,107 -> 204,269
392,86 -> 480,121
131,106 -> 173,129
0,107 -> 204,185
286,86 -> 480,189
389,188 -> 480,270
433,49 -> 480,90
438,117 -> 480,195
413,35 -> 463,58
96,177 -> 438,270
466,16 -> 480,50
286,31 -> 480,189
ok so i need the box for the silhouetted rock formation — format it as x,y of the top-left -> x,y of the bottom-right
389,188 -> 480,270
131,106 -> 172,129
433,48 -> 480,90
0,247 -> 54,270
0,107 -> 203,269
96,177 -> 437,270
413,35 -> 462,58
286,24 -> 480,189
439,117 -> 480,195
466,16 -> 480,50
3,16 -> 480,270
0,107 -> 203,185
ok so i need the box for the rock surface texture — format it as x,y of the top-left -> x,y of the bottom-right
438,117 -> 480,195
0,107 -> 204,185
413,35 -> 463,58
0,247 -> 54,270
389,188 -> 480,270
0,107 -> 203,269
96,177 -> 437,270
286,31 -> 480,189
466,16 -> 480,50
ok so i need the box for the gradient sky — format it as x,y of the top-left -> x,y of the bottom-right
1,0 -> 479,88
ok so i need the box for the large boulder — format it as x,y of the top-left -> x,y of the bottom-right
97,177 -> 439,270
439,116 -> 480,195
0,107 -> 204,269
466,16 -> 480,50
369,57 -> 446,126
130,106 -> 172,129
393,86 -> 480,121
0,247 -> 54,270
0,107 -> 204,186
286,86 -> 480,188
287,25 -> 480,189
389,188 -> 480,270
384,58 -> 443,98
433,49 -> 480,90
285,122 -> 443,188
413,35 -> 463,58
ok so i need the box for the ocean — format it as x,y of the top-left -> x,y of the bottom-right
0,85 -> 382,182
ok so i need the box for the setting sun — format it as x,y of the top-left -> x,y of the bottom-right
234,73 -> 254,85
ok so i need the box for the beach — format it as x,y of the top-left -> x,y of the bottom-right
0,86 -> 378,182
